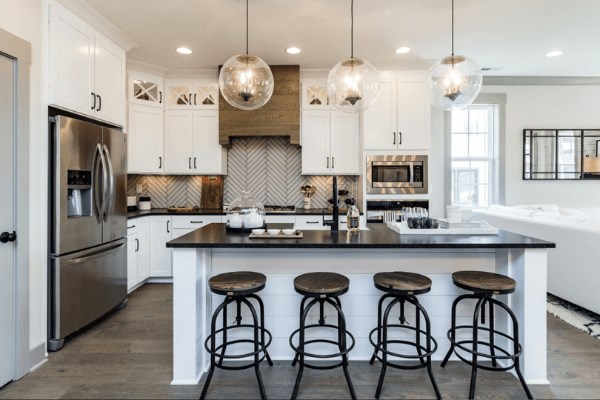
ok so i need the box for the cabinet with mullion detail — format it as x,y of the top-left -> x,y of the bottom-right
128,72 -> 164,107
164,79 -> 219,110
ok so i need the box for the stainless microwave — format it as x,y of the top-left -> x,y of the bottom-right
366,155 -> 428,194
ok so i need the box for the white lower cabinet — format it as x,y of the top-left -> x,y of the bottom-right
295,215 -> 328,230
149,216 -> 173,277
171,215 -> 223,239
127,218 -> 150,292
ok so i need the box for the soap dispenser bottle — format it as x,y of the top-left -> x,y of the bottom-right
346,199 -> 360,232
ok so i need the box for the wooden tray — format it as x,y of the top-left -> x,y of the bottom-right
249,231 -> 303,239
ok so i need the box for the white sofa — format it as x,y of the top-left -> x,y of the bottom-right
472,204 -> 600,315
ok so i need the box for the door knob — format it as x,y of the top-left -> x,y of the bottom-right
0,231 -> 17,244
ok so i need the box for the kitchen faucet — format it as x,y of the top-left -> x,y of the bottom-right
323,176 -> 339,231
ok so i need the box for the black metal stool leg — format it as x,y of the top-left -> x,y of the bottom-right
249,294 -> 273,367
487,297 -> 498,368
370,294 -> 391,364
468,296 -> 486,399
330,297 -> 357,400
200,298 -> 232,400
413,296 -> 425,365
375,297 -> 399,400
441,294 -> 465,367
291,297 -> 318,400
217,297 -> 229,367
292,296 -> 309,367
241,298 -> 267,400
411,298 -> 442,400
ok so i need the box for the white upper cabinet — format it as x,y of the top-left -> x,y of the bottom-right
301,110 -> 359,175
164,110 -> 227,175
49,2 -> 126,126
128,72 -> 164,107
301,80 -> 332,110
363,73 -> 430,150
165,80 -> 219,110
127,104 -> 164,174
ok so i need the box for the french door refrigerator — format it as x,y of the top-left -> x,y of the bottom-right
48,114 -> 127,351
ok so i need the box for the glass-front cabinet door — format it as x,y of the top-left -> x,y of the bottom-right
165,80 -> 218,110
128,72 -> 163,107
301,80 -> 331,110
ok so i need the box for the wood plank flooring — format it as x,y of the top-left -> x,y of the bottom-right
1,283 -> 599,399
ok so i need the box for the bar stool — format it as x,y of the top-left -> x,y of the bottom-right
368,272 -> 441,400
441,271 -> 533,399
289,272 -> 356,400
200,271 -> 273,400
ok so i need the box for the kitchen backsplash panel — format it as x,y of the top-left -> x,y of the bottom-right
224,137 -> 357,209
127,175 -> 203,208
128,137 -> 358,209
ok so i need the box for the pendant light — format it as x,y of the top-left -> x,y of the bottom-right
219,0 -> 274,111
426,0 -> 482,111
327,0 -> 379,113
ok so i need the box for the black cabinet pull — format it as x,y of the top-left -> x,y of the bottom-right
127,225 -> 136,229
327,157 -> 329,169
190,221 -> 204,224
159,156 -> 162,169
159,91 -> 163,104
194,93 -> 197,105
167,220 -> 170,233
393,132 -> 396,145
189,93 -> 192,105
306,221 -> 320,224
96,94 -> 101,112
135,238 -> 139,252
332,157 -> 335,169
91,92 -> 96,110
194,157 -> 197,169
189,157 -> 192,169
399,132 -> 402,145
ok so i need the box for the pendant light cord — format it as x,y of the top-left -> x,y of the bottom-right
350,0 -> 354,58
246,0 -> 249,54
451,0 -> 454,56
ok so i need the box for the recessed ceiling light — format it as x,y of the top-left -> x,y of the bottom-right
395,47 -> 411,54
545,50 -> 563,58
176,47 -> 192,55
286,47 -> 302,55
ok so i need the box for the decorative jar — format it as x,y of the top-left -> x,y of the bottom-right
226,191 -> 266,232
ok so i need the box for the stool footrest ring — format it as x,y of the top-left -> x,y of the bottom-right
204,324 -> 272,369
289,323 -> 355,363
369,325 -> 438,361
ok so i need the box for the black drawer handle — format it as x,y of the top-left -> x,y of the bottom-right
190,221 -> 204,224
127,225 -> 136,229
306,221 -> 320,224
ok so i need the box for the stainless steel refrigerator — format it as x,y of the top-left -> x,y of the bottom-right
48,114 -> 127,351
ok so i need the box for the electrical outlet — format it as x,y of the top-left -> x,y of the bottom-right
136,184 -> 143,194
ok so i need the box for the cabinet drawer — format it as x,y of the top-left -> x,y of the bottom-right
126,221 -> 138,235
295,215 -> 327,230
264,215 -> 295,225
171,215 -> 223,229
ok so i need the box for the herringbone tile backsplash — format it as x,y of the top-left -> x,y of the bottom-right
128,137 -> 357,209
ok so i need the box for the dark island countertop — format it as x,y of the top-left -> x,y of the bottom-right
127,208 -> 361,219
166,223 -> 555,249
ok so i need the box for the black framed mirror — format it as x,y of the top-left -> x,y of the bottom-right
523,129 -> 600,180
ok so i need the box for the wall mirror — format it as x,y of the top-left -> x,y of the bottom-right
523,129 -> 600,180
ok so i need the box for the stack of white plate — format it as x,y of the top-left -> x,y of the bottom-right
446,206 -> 461,223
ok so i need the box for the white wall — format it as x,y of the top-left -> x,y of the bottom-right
0,0 -> 48,368
483,84 -> 600,207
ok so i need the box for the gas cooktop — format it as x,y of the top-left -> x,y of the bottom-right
263,205 -> 296,213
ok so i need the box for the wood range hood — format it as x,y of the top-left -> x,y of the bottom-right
219,65 -> 300,146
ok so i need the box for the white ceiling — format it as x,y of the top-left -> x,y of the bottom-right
82,0 -> 600,76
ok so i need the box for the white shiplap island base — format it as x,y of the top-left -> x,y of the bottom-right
167,224 -> 554,386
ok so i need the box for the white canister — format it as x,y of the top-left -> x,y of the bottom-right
138,196 -> 152,211
228,212 -> 243,229
243,208 -> 264,228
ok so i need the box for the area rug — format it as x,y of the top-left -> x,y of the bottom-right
547,293 -> 600,340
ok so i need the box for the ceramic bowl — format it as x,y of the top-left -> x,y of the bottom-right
282,229 -> 295,235
267,229 -> 281,235
251,229 -> 265,235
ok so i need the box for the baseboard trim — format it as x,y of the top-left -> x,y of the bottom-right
28,343 -> 47,373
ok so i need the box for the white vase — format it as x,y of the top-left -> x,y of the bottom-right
303,197 -> 312,210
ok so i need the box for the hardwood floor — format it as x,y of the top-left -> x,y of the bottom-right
1,283 -> 599,399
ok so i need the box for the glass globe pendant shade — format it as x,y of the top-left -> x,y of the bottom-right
219,54 -> 274,111
327,57 -> 380,113
426,55 -> 483,111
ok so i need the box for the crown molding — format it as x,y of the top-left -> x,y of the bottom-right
483,76 -> 600,86
55,0 -> 137,51
126,59 -> 168,77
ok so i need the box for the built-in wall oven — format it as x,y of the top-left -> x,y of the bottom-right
366,155 -> 428,194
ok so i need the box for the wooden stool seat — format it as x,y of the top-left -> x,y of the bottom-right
373,271 -> 432,295
452,271 -> 516,295
208,271 -> 266,296
294,272 -> 349,297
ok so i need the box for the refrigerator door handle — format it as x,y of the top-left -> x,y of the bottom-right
67,242 -> 125,265
102,145 -> 114,221
92,144 -> 104,223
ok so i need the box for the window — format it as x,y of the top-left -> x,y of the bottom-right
450,104 -> 498,207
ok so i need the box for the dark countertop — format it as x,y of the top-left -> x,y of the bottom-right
166,223 -> 555,249
127,208 -> 359,219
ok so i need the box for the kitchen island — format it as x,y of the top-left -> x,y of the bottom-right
166,223 -> 554,386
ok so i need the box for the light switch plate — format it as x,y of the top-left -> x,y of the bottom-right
136,184 -> 143,194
